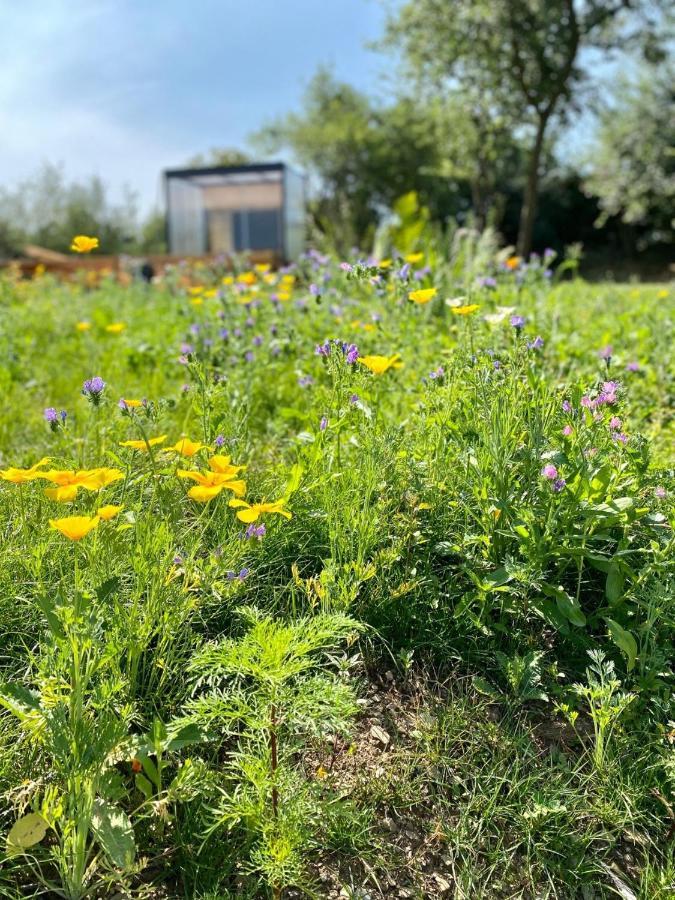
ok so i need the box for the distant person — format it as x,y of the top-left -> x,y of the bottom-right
140,261 -> 155,283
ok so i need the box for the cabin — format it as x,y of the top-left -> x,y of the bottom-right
164,162 -> 305,263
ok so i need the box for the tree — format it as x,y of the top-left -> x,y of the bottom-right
382,0 -> 671,257
583,64 -> 675,247
0,163 -> 138,255
253,68 -> 521,250
184,147 -> 252,168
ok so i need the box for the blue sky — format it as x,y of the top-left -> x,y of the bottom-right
0,0 -> 388,213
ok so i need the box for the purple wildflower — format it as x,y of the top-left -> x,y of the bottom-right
510,315 -> 526,329
244,351 -> 254,363
214,434 -> 225,447
654,486 -> 667,499
563,425 -> 573,437
349,393 -> 359,405
339,262 -> 353,272
609,416 -> 622,430
82,376 -> 106,405
626,361 -> 640,372
542,464 -> 558,480
252,335 -> 263,347
43,407 -> 58,423
309,283 -> 321,296
319,416 -> 328,432
527,336 -> 545,350
552,478 -> 566,492
478,276 -> 497,289
598,345 -> 613,361
562,400 -> 572,413
298,375 -> 314,388
245,523 -> 266,541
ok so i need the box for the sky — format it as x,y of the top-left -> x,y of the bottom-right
0,0 -> 388,214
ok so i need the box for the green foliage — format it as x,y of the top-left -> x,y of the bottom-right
584,63 -> 675,246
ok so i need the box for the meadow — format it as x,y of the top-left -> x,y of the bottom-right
0,227 -> 673,899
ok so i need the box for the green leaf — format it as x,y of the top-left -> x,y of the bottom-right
6,813 -> 48,851
90,799 -> 135,870
605,563 -> 624,604
134,773 -> 154,801
606,618 -> 638,672
541,585 -> 586,627
0,682 -> 42,723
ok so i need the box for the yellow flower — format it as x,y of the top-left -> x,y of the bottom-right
120,398 -> 143,408
76,321 -> 92,332
50,515 -> 100,541
276,291 -> 291,302
191,296 -> 204,306
237,272 -> 257,286
408,288 -> 437,305
221,276 -> 234,286
378,259 -> 392,269
70,235 -> 99,254
0,457 -> 51,484
105,322 -> 126,334
657,289 -> 669,299
505,255 -> 521,270
41,467 -> 124,502
228,498 -> 292,522
203,288 -> 218,299
405,252 -> 424,264
97,504 -> 123,521
119,435 -> 167,451
451,304 -> 480,316
359,354 -> 403,375
188,285 -> 204,295
208,455 -> 246,476
255,263 -> 271,273
168,437 -> 207,457
280,274 -> 296,286
177,468 -> 246,502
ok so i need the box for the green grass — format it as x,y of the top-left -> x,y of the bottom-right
0,245 -> 672,898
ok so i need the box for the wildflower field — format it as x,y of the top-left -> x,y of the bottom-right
0,235 -> 673,899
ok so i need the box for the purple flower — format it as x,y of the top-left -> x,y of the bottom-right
612,431 -> 628,444
270,325 -> 278,336
309,283 -> 321,296
339,262 -> 353,272
527,336 -> 544,350
227,567 -> 250,581
82,376 -> 106,404
598,345 -> 613,361
626,361 -> 640,372
181,383 -> 190,393
219,328 -> 229,340
478,276 -> 497,289
180,342 -> 194,355
173,555 -> 184,565
510,315 -> 526,329
315,340 -> 331,357
654,486 -> 667,499
298,375 -> 314,388
345,343 -> 360,364
43,407 -> 58,423
214,434 -> 225,447
429,365 -> 445,380
245,316 -> 255,328
562,400 -> 572,413
252,335 -> 263,347
581,395 -> 594,409
319,416 -> 328,432
189,323 -> 201,336
542,464 -> 558,480
552,478 -> 566,492
398,263 -> 411,280
609,416 -> 622,430
349,393 -> 359,405
245,523 -> 266,540
233,328 -> 242,338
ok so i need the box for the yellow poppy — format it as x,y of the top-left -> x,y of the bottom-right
451,304 -> 480,316
276,291 -> 291,301
119,435 -> 167,451
177,469 -> 246,502
208,455 -> 246,476
41,467 -> 123,502
76,321 -> 92,332
505,255 -> 521,270
237,272 -> 257,286
405,252 -> 424,264
408,288 -> 437,304
50,515 -> 100,541
228,498 -> 292,522
255,263 -> 271,273
221,276 -> 234,286
191,296 -> 204,306
188,286 -> 204,295
105,322 -> 126,334
70,235 -> 99,254
657,289 -> 669,299
0,457 -> 51,484
167,437 -> 206,457
120,398 -> 143,408
359,354 -> 404,375
378,259 -> 392,269
97,504 -> 123,521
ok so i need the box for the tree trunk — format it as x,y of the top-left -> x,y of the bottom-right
516,113 -> 548,258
